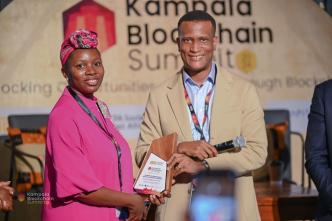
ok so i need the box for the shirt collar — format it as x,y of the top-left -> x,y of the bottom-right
65,86 -> 97,108
183,63 -> 216,87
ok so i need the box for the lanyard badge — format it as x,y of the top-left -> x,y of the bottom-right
96,100 -> 112,119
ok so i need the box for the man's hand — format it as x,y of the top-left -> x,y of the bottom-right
0,181 -> 14,212
177,141 -> 217,160
168,153 -> 205,176
148,192 -> 168,206
0,181 -> 14,194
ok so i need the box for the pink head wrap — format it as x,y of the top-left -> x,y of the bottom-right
60,29 -> 98,67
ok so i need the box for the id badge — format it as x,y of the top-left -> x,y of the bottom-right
97,100 -> 112,118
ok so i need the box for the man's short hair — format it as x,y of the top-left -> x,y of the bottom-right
178,10 -> 216,35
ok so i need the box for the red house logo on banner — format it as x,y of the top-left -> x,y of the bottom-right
63,0 -> 116,52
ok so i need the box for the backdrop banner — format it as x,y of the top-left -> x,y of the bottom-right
1,0 -> 332,177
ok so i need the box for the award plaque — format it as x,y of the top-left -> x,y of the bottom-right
134,133 -> 178,195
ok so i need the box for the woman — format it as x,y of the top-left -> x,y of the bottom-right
42,29 -> 148,221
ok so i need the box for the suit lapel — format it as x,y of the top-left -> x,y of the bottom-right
167,72 -> 192,140
209,66 -> 233,144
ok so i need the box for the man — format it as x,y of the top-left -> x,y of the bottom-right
305,80 -> 332,221
136,10 -> 267,221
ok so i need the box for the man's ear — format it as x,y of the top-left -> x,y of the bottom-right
213,36 -> 218,50
177,37 -> 181,52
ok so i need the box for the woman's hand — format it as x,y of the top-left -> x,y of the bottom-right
127,194 -> 146,221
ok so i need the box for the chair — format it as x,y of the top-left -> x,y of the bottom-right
255,109 -> 311,188
2,114 -> 48,221
5,114 -> 48,197
263,110 -> 292,181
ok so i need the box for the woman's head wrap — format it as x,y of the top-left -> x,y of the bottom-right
60,29 -> 98,67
